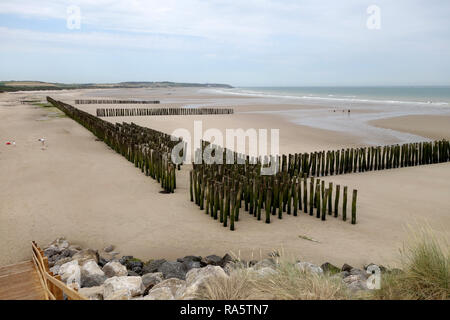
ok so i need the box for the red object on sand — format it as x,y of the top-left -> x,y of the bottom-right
6,142 -> 11,145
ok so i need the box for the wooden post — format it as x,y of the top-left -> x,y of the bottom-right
334,185 -> 340,218
343,186 -> 348,222
351,189 -> 357,225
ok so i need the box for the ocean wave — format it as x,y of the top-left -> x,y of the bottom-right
206,88 -> 449,107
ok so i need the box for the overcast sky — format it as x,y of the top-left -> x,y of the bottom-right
0,0 -> 449,86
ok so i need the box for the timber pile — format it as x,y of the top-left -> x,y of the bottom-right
75,99 -> 160,104
96,107 -> 234,117
190,142 -> 357,230
277,140 -> 450,178
47,97 -> 179,193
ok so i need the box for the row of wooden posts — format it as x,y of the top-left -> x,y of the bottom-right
96,107 -> 234,117
47,97 -> 179,193
75,99 -> 160,104
189,142 -> 357,231
276,139 -> 450,178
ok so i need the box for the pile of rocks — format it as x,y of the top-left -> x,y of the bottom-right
43,237 -> 386,300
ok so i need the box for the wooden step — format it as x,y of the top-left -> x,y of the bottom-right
0,261 -> 46,300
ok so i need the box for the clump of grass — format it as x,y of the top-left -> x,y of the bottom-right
194,255 -> 351,300
249,261 -> 351,300
373,224 -> 449,300
192,267 -> 258,300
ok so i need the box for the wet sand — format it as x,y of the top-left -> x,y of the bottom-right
0,88 -> 449,268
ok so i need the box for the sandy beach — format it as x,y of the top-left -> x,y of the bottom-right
1,88 -> 449,268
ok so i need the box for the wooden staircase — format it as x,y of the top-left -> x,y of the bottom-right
0,242 -> 87,300
0,260 -> 46,300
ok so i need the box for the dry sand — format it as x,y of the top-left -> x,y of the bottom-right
0,88 -> 449,269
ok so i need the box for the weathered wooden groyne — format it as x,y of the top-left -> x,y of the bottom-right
75,99 -> 160,104
190,142 -> 357,231
277,140 -> 450,178
47,97 -> 179,193
96,107 -> 234,117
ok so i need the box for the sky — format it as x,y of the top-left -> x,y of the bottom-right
0,0 -> 449,86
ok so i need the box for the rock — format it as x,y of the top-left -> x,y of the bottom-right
349,268 -> 368,280
81,260 -> 106,288
321,262 -> 341,274
82,274 -> 107,288
158,261 -> 186,280
46,237 -> 70,251
44,247 -> 60,258
364,263 -> 386,273
202,255 -> 222,266
82,260 -> 104,276
221,253 -> 234,267
103,261 -> 128,278
79,285 -> 104,300
98,257 -> 108,268
142,272 -> 164,289
177,256 -> 202,263
223,261 -> 247,274
253,258 -> 276,270
338,271 -> 350,278
50,265 -> 60,275
128,270 -> 140,277
182,265 -> 228,299
295,262 -> 323,274
119,255 -> 134,265
177,256 -> 202,271
53,257 -> 72,267
126,259 -> 143,271
341,263 -> 353,272
103,276 -> 144,300
72,249 -> 99,265
151,278 -> 186,299
182,260 -> 201,272
142,259 -> 167,274
58,260 -> 81,287
69,244 -> 82,251
343,275 -> 368,291
142,287 -> 174,300
104,245 -> 114,253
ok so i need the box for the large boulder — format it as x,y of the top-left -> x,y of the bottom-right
72,249 -> 99,265
158,261 -> 186,280
295,262 -> 323,274
79,285 -> 104,300
182,265 -> 228,299
142,259 -> 167,274
142,272 -> 164,288
58,260 -> 81,287
102,261 -> 128,278
201,255 -> 222,266
81,260 -> 106,288
343,275 -> 368,291
151,278 -> 186,299
341,263 -> 353,272
177,256 -> 202,271
103,276 -> 144,300
321,262 -> 341,275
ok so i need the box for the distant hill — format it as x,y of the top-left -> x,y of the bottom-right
0,81 -> 233,92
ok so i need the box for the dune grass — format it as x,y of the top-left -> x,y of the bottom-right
194,224 -> 448,300
195,259 -> 351,300
372,225 -> 449,300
